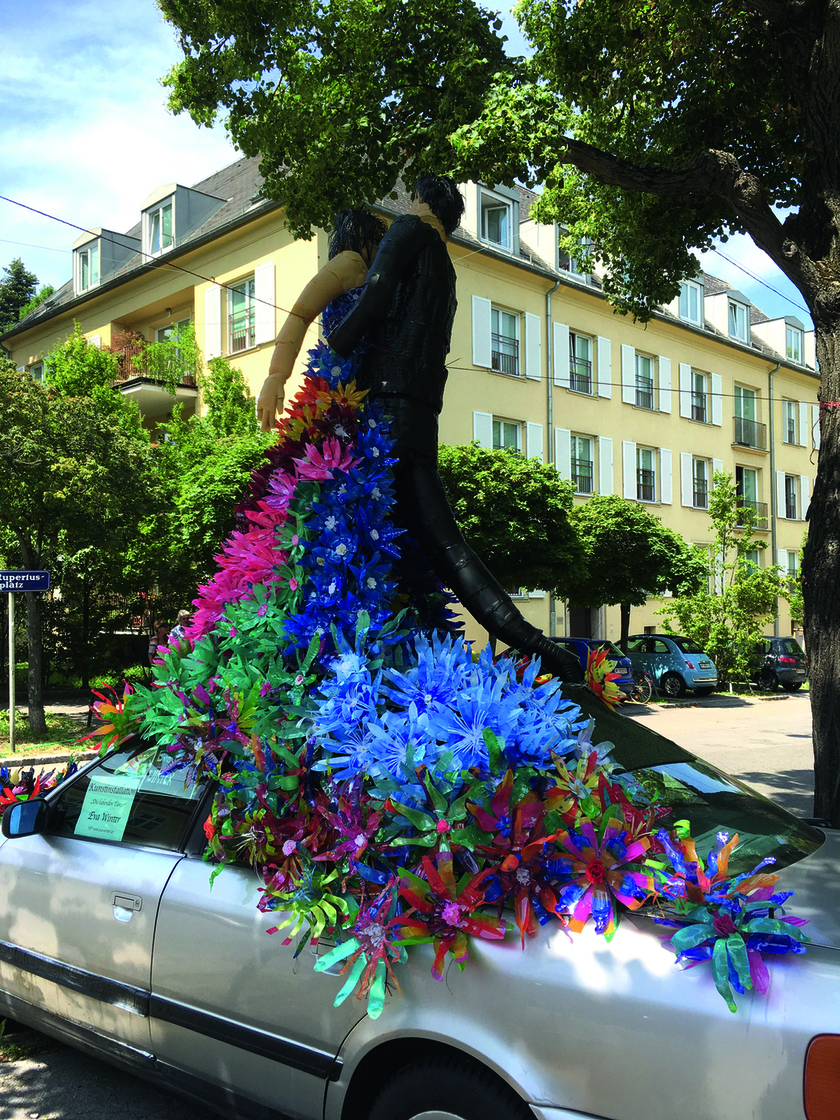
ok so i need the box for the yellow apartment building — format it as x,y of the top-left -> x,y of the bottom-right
0,157 -> 819,648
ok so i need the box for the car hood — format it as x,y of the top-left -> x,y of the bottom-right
773,827 -> 840,950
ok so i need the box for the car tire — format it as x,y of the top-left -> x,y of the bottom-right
660,672 -> 687,699
782,682 -> 803,691
759,669 -> 778,692
693,687 -> 714,697
367,1055 -> 532,1120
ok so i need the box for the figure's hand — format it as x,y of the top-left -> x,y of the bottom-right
257,374 -> 285,432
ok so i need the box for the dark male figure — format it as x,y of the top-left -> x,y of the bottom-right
328,174 -> 582,683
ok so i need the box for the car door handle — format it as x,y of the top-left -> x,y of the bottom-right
111,892 -> 142,912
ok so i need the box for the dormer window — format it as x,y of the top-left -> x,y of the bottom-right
786,324 -> 804,363
480,188 -> 514,251
558,233 -> 593,278
729,298 -> 749,342
147,199 -> 174,256
76,242 -> 99,292
679,280 -> 703,325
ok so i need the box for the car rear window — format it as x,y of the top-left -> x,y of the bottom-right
670,637 -> 706,654
631,757 -> 824,877
779,639 -> 804,656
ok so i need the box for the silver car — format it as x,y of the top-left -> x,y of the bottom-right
0,736 -> 835,1120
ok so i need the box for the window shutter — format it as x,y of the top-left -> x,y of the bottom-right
472,411 -> 493,448
554,428 -> 572,480
204,285 -> 222,359
598,436 -> 614,494
524,312 -> 541,381
659,448 -> 672,504
711,373 -> 723,426
679,363 -> 692,419
553,322 -> 570,388
597,336 -> 611,398
680,452 -> 693,506
712,457 -> 723,482
621,345 -> 635,404
254,261 -> 276,345
800,475 -> 810,519
776,471 -> 787,518
813,403 -> 821,449
777,548 -> 788,571
472,296 -> 492,368
798,401 -> 809,447
526,421 -> 543,461
658,357 -> 672,413
622,440 -> 636,499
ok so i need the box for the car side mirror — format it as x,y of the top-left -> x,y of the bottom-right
1,798 -> 49,838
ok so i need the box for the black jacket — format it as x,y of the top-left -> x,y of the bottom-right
327,214 -> 457,414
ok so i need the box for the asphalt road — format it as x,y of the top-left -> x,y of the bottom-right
0,690 -> 816,1119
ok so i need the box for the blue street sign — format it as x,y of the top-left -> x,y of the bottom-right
0,570 -> 51,592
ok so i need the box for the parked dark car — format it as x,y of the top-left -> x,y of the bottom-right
551,637 -> 635,697
754,636 -> 809,691
625,634 -> 718,698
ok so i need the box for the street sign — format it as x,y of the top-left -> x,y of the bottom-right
0,570 -> 50,592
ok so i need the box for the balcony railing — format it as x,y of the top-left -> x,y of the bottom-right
230,315 -> 256,354
736,499 -> 769,527
734,415 -> 767,450
570,357 -> 592,394
572,458 -> 594,494
693,483 -> 708,509
637,468 -> 656,502
636,376 -> 654,410
491,333 -> 519,376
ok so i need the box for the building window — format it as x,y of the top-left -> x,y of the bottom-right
571,435 -> 594,494
28,362 -> 45,383
742,548 -> 761,569
156,317 -> 191,344
76,243 -> 99,292
637,446 -> 656,502
785,474 -> 798,520
679,280 -> 702,325
783,399 -> 797,444
492,418 -> 521,453
228,276 -> 256,353
558,234 -> 592,277
480,190 -> 513,251
693,458 -> 709,509
491,307 -> 520,376
786,325 -> 803,364
735,465 -> 766,526
147,199 -> 174,256
569,332 -> 593,393
734,385 -> 766,449
787,550 -> 799,577
729,299 -> 749,342
635,353 -> 655,409
691,370 -> 708,423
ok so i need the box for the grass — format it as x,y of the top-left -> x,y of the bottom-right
0,1020 -> 37,1062
0,711 -> 92,756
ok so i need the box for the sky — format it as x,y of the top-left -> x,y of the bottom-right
0,0 -> 812,329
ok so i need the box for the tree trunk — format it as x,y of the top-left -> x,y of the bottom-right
619,602 -> 631,650
803,315 -> 840,825
81,568 -> 91,691
16,535 -> 47,736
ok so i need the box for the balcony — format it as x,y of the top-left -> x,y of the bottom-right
734,415 -> 767,450
637,468 -> 656,502
491,333 -> 519,376
572,458 -> 594,494
570,356 -> 592,394
736,499 -> 769,527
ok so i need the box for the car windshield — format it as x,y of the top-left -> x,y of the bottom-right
591,642 -> 628,661
670,637 -> 707,654
629,756 -> 823,878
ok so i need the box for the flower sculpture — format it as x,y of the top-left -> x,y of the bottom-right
584,647 -> 624,709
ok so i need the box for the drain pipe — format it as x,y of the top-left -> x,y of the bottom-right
768,360 -> 781,636
546,277 -> 561,637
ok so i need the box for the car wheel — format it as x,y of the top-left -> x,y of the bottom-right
693,687 -> 714,697
782,682 -> 803,691
367,1056 -> 532,1120
759,669 -> 778,692
660,672 -> 687,699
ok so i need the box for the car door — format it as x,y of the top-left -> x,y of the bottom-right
649,638 -> 674,685
0,741 -> 207,1053
150,856 -> 367,1119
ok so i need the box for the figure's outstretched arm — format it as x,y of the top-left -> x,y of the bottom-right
327,215 -> 434,358
257,251 -> 369,431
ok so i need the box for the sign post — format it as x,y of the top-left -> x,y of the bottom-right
1,571 -> 51,755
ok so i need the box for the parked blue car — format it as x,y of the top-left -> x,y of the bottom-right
625,634 -> 718,698
552,637 -> 636,697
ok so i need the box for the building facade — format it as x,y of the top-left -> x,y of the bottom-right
1,158 -> 819,649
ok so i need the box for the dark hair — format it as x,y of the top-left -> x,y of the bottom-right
328,208 -> 387,260
413,174 -> 465,236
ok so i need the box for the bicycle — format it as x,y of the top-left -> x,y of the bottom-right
629,668 -> 656,704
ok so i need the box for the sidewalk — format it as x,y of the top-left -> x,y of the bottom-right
1,691 -> 102,769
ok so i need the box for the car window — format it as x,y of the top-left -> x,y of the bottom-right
651,640 -> 670,654
591,642 -> 628,660
625,639 -> 647,652
670,637 -> 706,654
631,757 -> 824,878
48,741 -> 207,851
780,639 -> 804,656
